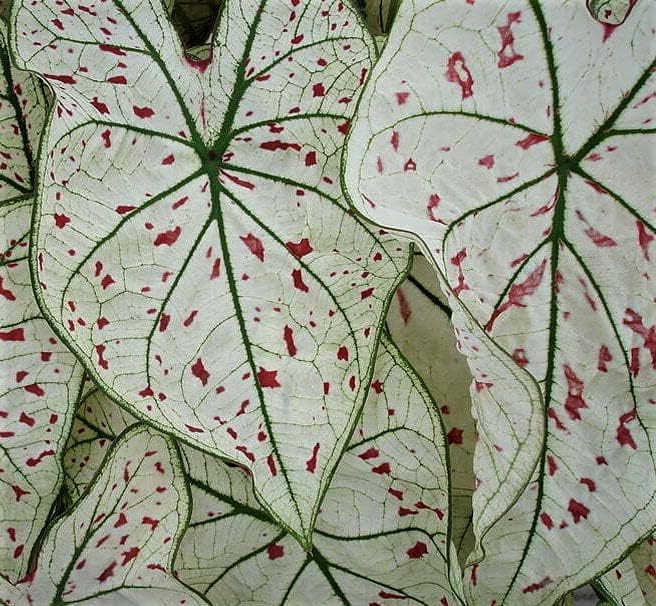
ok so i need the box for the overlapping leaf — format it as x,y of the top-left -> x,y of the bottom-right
3,424 -> 210,605
62,336 -> 465,605
387,253 -> 475,560
595,556 -> 645,606
343,0 -> 656,603
10,0 -> 408,543
0,22 -> 83,582
587,0 -> 638,26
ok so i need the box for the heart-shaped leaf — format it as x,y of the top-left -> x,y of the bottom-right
343,0 -> 655,603
61,336 -> 465,605
0,22 -> 84,582
10,0 -> 408,543
387,253 -> 475,559
595,555 -> 646,606
8,424 -> 210,606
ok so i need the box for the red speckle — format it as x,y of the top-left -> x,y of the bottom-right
597,345 -> 612,372
114,513 -> 127,528
390,130 -> 400,152
563,364 -> 588,420
0,328 -> 25,341
407,541 -> 428,559
161,154 -> 175,165
45,74 -> 76,84
191,358 -> 210,386
306,442 -> 320,473
108,75 -> 128,85
257,367 -> 280,388
286,238 -> 313,258
447,427 -> 463,445
142,516 -> 160,530
478,154 -> 495,168
540,512 -> 554,529
96,344 -> 109,370
154,226 -> 181,246
291,269 -> 309,292
19,412 -> 35,427
185,424 -> 204,433
486,259 -> 547,330
312,83 -> 325,97
337,345 -> 349,361
267,544 -> 284,560
580,478 -> 596,492
283,325 -> 297,356
99,44 -> 126,56
372,462 -> 391,475
91,97 -> 110,115
358,447 -> 379,460
260,140 -> 301,152
371,380 -> 383,394
497,12 -> 524,68
240,233 -> 265,261
403,158 -> 416,171
54,213 -> 71,228
567,498 -> 590,523
305,151 -> 317,166
101,274 -> 115,290
636,220 -> 653,261
12,485 -> 30,501
133,105 -> 155,118
26,450 -> 55,467
395,92 -> 410,105
24,384 -> 45,397
266,454 -> 277,476
96,560 -> 117,583
617,411 -> 638,449
291,34 -> 304,44
515,133 -> 549,149
361,287 -> 375,299
210,258 -> 221,279
115,205 -> 135,214
522,577 -> 553,594
159,314 -> 171,332
121,546 -> 140,565
396,288 -> 411,324
445,51 -> 474,99
547,455 -> 558,476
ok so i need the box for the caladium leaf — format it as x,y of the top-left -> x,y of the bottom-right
343,0 -> 656,603
386,253 -> 475,560
7,423 -> 211,606
61,336 -> 465,605
10,0 -> 408,543
0,22 -> 84,582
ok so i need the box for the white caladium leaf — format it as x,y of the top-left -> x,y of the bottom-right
387,253 -> 475,559
595,556 -> 645,606
0,23 -> 84,582
10,0 -> 408,543
343,0 -> 656,603
7,424 -> 211,606
177,335 -> 463,605
62,336 -> 465,605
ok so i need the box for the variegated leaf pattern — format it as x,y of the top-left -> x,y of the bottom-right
61,336 -> 465,605
10,0 -> 408,543
0,22 -> 84,582
387,253 -> 475,560
343,0 -> 656,603
4,424 -> 210,606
